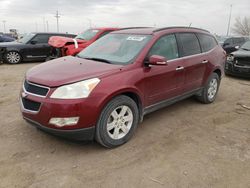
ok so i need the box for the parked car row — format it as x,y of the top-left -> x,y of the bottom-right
20,27 -> 226,148
0,32 -> 76,64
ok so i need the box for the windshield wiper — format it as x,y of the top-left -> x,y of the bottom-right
83,57 -> 113,64
241,48 -> 250,51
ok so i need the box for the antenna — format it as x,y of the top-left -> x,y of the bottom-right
55,10 -> 60,32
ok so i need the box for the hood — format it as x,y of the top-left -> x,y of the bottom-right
0,41 -> 21,48
26,56 -> 123,87
231,49 -> 250,58
48,36 -> 86,48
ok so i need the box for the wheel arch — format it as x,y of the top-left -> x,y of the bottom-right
98,88 -> 144,123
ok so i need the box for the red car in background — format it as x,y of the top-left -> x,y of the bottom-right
48,28 -> 118,59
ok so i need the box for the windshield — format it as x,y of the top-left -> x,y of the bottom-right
18,33 -> 35,43
240,41 -> 250,50
216,36 -> 229,45
77,34 -> 152,64
75,29 -> 99,40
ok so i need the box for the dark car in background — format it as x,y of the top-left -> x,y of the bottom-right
225,41 -> 250,78
0,34 -> 15,42
222,36 -> 249,54
0,32 -> 76,64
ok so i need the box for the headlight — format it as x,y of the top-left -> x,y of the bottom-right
227,55 -> 234,62
50,78 -> 100,99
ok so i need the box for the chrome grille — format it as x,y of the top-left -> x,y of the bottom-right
23,80 -> 49,97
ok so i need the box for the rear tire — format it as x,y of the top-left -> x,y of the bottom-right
4,51 -> 22,64
95,95 -> 139,148
196,73 -> 220,104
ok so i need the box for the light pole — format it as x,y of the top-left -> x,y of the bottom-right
87,18 -> 92,28
46,21 -> 49,32
226,4 -> 232,36
3,20 -> 6,33
55,10 -> 60,32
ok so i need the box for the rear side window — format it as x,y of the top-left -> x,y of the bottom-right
197,34 -> 217,52
148,34 -> 179,60
178,33 -> 201,57
32,34 -> 50,43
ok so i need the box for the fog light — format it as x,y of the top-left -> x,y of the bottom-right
49,117 -> 79,127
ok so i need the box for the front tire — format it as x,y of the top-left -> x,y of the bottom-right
196,73 -> 220,104
95,95 -> 139,148
4,51 -> 22,64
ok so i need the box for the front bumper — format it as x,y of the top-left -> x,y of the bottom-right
225,61 -> 250,78
24,117 -> 95,140
20,83 -> 101,140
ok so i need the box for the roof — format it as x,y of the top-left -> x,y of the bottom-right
31,32 -> 76,35
113,26 -> 210,35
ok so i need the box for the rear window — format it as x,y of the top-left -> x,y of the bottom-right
197,34 -> 217,52
178,33 -> 201,57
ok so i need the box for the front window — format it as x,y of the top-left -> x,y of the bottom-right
75,29 -> 100,40
18,33 -> 35,44
77,34 -> 152,64
241,41 -> 250,51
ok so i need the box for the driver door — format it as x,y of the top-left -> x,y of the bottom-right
23,34 -> 51,60
144,34 -> 185,106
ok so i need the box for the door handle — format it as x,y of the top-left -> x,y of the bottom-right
176,66 -> 184,71
201,60 -> 208,64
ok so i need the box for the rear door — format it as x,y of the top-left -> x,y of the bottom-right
144,34 -> 185,106
176,33 -> 206,93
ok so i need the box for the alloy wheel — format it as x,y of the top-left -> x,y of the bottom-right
107,105 -> 133,140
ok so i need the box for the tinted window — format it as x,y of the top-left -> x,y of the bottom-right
178,33 -> 201,56
224,38 -> 233,45
233,38 -> 243,44
197,34 -> 217,52
148,34 -> 179,60
32,34 -> 50,43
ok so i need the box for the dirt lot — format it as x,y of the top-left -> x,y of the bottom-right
0,63 -> 250,188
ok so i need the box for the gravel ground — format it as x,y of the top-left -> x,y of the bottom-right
0,63 -> 250,188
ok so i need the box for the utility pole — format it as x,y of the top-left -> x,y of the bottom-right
55,10 -> 60,32
226,4 -> 232,36
87,18 -> 92,28
43,17 -> 46,32
46,21 -> 49,32
3,20 -> 6,33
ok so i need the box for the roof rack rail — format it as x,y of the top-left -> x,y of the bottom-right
153,27 -> 209,33
119,27 -> 153,30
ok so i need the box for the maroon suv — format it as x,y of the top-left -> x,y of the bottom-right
20,27 -> 226,148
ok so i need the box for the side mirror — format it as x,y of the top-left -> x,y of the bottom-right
148,55 -> 168,66
30,40 -> 37,45
223,43 -> 229,47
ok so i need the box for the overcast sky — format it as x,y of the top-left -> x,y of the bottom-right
0,0 -> 250,35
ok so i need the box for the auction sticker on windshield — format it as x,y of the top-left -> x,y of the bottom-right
127,36 -> 146,41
